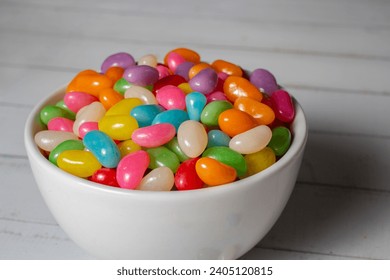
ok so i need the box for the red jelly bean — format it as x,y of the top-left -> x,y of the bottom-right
90,167 -> 119,187
271,90 -> 295,123
175,158 -> 204,191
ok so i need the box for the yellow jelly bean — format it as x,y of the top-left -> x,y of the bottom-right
98,115 -> 139,140
117,139 -> 141,158
177,83 -> 193,94
243,147 -> 276,178
105,98 -> 143,116
57,150 -> 101,178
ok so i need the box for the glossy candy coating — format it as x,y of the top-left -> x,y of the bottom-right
130,104 -> 165,127
117,139 -> 141,158
138,54 -> 158,68
73,102 -> 106,137
116,150 -> 150,189
34,130 -> 78,152
67,71 -> 113,98
206,91 -> 228,103
98,88 -> 123,110
177,120 -> 208,158
153,75 -> 187,94
48,139 -> 84,166
124,86 -> 157,105
64,92 -> 98,113
218,108 -> 257,137
164,48 -> 201,66
152,109 -> 189,131
177,82 -> 193,94
55,100 -> 76,120
98,115 -> 138,141
165,137 -> 190,162
200,100 -> 233,127
100,52 -> 135,73
207,130 -> 231,148
185,92 -> 207,121
40,105 -> 74,125
223,76 -> 263,103
156,65 -> 172,79
175,158 -> 204,191
249,68 -> 279,94
195,157 -> 237,186
211,59 -> 243,77
229,125 -> 272,154
271,90 -> 295,123
174,61 -> 194,81
83,130 -> 121,168
267,126 -> 291,156
165,51 -> 186,72
113,78 -> 132,95
47,117 -> 74,132
189,68 -> 218,94
105,98 -> 143,116
202,146 -> 247,177
243,147 -> 276,178
90,167 -> 119,187
57,150 -> 101,178
131,123 -> 176,148
78,121 -> 99,139
156,85 -> 186,110
123,65 -> 159,87
234,96 -> 275,125
105,66 -> 125,82
146,147 -> 180,173
137,167 -> 175,191
188,63 -> 211,80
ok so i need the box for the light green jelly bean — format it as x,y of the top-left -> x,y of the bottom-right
165,137 -> 190,162
49,139 -> 85,166
267,126 -> 291,156
146,146 -> 180,173
202,146 -> 247,177
40,105 -> 74,125
200,100 -> 233,126
114,78 -> 132,95
55,100 -> 76,120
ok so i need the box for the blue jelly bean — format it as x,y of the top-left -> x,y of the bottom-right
83,130 -> 121,168
130,104 -> 165,127
185,92 -> 207,121
207,129 -> 231,148
152,109 -> 189,131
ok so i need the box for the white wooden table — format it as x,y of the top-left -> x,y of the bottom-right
1,0 -> 389,259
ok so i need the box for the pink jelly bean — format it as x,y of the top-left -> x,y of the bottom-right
156,65 -> 172,79
47,117 -> 74,132
116,150 -> 150,189
271,90 -> 295,123
64,91 -> 98,113
78,121 -> 99,139
217,72 -> 229,81
131,123 -> 176,148
166,52 -> 186,72
156,85 -> 186,110
206,91 -> 228,103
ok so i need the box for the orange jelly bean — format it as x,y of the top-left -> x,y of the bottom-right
188,62 -> 212,80
211,59 -> 243,77
105,66 -> 125,82
67,71 -> 114,98
234,97 -> 275,125
195,157 -> 237,186
223,76 -> 263,103
164,47 -> 201,65
99,88 -> 123,110
218,108 -> 257,137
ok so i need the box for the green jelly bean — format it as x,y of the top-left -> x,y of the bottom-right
202,146 -> 247,177
200,100 -> 233,126
146,146 -> 180,173
55,100 -> 76,120
49,139 -> 85,166
40,105 -> 74,125
165,137 -> 190,162
114,78 -> 132,95
267,126 -> 291,156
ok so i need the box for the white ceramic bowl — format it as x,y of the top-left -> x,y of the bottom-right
25,86 -> 307,260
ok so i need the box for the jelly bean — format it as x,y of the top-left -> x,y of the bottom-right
189,68 -> 218,94
105,66 -> 125,82
188,63 -> 211,80
185,92 -> 207,121
195,157 -> 237,186
67,72 -> 114,98
249,68 -> 278,94
165,137 -> 190,162
40,105 -> 74,125
206,91 -> 228,103
34,130 -> 78,152
152,109 -> 189,131
113,78 -> 132,95
177,120 -> 208,158
234,97 -> 275,125
117,139 -> 141,158
146,147 -> 180,173
156,85 -> 186,110
211,59 -> 243,77
57,150 -> 101,178
175,158 -> 204,191
64,91 -> 99,113
78,121 -> 99,139
124,86 -> 157,104
73,102 -> 106,136
243,147 -> 276,177
177,82 -> 193,94
207,130 -> 231,148
174,61 -> 194,81
49,139 -> 84,166
130,104 -> 165,127
223,76 -> 263,103
132,123 -> 176,148
267,126 -> 291,156
90,167 -> 119,187
98,115 -> 138,141
217,71 -> 229,81
136,167 -> 175,191
138,54 -> 158,68
165,51 -> 186,72
101,52 -> 135,73
271,90 -> 295,123
156,65 -> 172,79
47,117 -> 74,132
123,65 -> 159,87
116,150 -> 150,189
55,100 -> 76,120
164,48 -> 201,65
153,75 -> 186,94
200,100 -> 233,127
218,108 -> 257,137
98,88 -> 123,110
202,146 -> 247,177
229,125 -> 272,154
105,98 -> 143,116
83,130 -> 121,168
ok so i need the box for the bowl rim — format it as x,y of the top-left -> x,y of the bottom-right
24,86 -> 308,199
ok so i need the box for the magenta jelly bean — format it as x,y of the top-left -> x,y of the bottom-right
64,91 -> 98,113
166,51 -> 186,72
271,90 -> 295,123
156,65 -> 172,79
206,91 -> 228,103
101,52 -> 136,73
156,85 -> 186,110
47,117 -> 74,132
116,150 -> 150,189
78,121 -> 99,139
123,65 -> 159,86
131,123 -> 176,148
189,68 -> 218,94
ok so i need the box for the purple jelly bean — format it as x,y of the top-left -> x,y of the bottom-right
250,68 -> 279,94
123,65 -> 159,87
174,61 -> 195,81
271,90 -> 295,123
189,68 -> 218,95
101,52 -> 136,73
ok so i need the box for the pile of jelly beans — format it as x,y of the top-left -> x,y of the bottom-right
34,48 -> 295,191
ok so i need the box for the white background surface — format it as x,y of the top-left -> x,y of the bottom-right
1,0 -> 390,259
